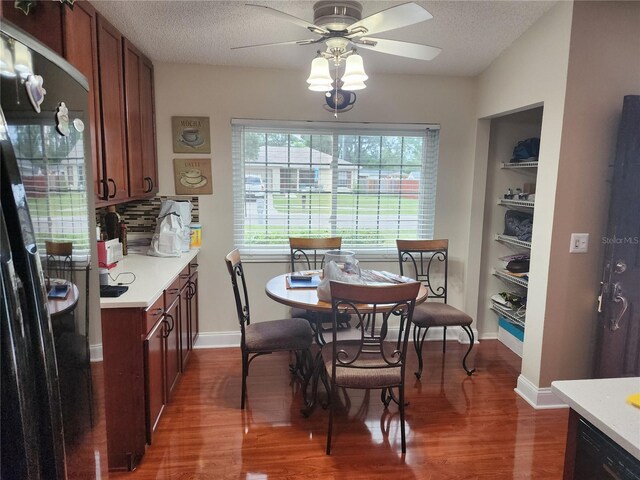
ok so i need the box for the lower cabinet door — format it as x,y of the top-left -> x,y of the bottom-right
189,272 -> 199,349
144,317 -> 166,444
179,286 -> 190,369
165,298 -> 181,400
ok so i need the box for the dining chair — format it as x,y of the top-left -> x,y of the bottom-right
225,249 -> 313,409
396,239 -> 475,379
45,241 -> 74,283
45,241 -> 75,334
288,237 -> 350,339
323,280 -> 421,454
54,262 -> 94,425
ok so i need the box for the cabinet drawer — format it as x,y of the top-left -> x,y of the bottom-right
178,265 -> 190,291
145,296 -> 164,333
164,277 -> 181,309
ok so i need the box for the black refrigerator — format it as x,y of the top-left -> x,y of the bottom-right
1,23 -> 102,479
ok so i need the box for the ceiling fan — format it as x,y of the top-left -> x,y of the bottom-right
232,1 -> 442,63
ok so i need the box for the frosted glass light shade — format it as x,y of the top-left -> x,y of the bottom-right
13,42 -> 32,77
306,57 -> 332,91
342,53 -> 368,83
341,79 -> 366,91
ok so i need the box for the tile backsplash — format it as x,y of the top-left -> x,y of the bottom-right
97,196 -> 200,233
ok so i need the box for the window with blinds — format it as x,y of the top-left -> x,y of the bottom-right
232,120 -> 439,256
7,123 -> 91,264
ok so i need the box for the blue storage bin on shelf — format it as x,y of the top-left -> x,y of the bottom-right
498,316 -> 524,341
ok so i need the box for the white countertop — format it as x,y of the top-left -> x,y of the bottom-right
100,250 -> 199,309
552,377 -> 640,460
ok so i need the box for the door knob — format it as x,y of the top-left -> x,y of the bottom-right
614,261 -> 627,274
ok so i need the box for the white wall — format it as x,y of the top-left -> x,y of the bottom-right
153,64 -> 477,337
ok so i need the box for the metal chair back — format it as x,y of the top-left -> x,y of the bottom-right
396,239 -> 449,303
289,237 -> 341,272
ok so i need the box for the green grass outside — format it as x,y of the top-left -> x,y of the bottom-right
243,225 -> 419,248
27,192 -> 88,217
271,193 -> 418,215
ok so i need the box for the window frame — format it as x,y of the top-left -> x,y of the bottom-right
232,119 -> 440,261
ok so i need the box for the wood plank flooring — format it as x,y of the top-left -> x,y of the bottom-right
111,340 -> 569,479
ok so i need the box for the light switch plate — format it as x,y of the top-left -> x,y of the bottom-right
570,233 -> 589,253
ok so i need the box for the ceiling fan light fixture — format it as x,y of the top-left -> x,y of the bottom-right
341,79 -> 366,91
341,52 -> 368,83
306,56 -> 332,91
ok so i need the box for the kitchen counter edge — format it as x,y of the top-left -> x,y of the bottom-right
551,377 -> 640,461
100,249 -> 199,310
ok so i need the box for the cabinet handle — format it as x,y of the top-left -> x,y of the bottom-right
169,288 -> 179,294
165,313 -> 175,334
186,282 -> 196,300
190,263 -> 199,269
144,176 -> 153,193
108,178 -> 117,199
180,274 -> 190,279
161,318 -> 171,338
149,307 -> 163,317
101,178 -> 110,200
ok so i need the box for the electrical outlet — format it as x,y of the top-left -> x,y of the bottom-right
570,233 -> 589,253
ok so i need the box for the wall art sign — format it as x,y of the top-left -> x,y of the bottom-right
174,158 -> 213,195
172,116 -> 211,153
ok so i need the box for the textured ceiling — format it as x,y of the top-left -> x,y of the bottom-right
92,0 -> 556,77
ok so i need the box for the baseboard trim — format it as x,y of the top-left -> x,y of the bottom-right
90,326 -> 480,360
193,331 -> 241,349
515,374 -> 568,410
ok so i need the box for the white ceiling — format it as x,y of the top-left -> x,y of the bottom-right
92,0 -> 556,77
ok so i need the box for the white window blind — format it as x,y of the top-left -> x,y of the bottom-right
232,120 -> 439,256
7,123 -> 91,264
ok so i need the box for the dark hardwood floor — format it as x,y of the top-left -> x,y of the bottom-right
109,340 -> 569,479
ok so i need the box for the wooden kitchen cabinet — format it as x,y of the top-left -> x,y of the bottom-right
143,301 -> 165,445
189,259 -> 199,350
179,266 -> 191,368
63,1 -> 105,203
96,14 -> 129,202
123,39 -> 158,198
164,280 -> 181,400
0,0 -> 64,56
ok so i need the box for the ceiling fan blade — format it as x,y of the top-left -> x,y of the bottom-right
348,2 -> 432,37
356,37 -> 442,61
246,4 -> 328,35
231,38 -> 322,50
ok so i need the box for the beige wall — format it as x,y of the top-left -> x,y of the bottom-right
153,65 -> 477,336
470,1 -> 574,388
539,0 -> 640,385
471,0 -> 640,392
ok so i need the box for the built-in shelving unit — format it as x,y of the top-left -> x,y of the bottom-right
490,301 -> 526,328
501,161 -> 539,169
478,107 -> 543,360
498,198 -> 535,209
495,234 -> 532,249
493,268 -> 529,288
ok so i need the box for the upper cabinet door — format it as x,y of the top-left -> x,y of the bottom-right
140,54 -> 159,196
63,1 -> 105,204
124,40 -> 158,198
96,15 -> 129,202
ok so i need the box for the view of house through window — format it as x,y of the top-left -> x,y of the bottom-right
232,120 -> 439,255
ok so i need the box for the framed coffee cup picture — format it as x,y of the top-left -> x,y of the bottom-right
172,116 -> 211,153
174,158 -> 213,195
